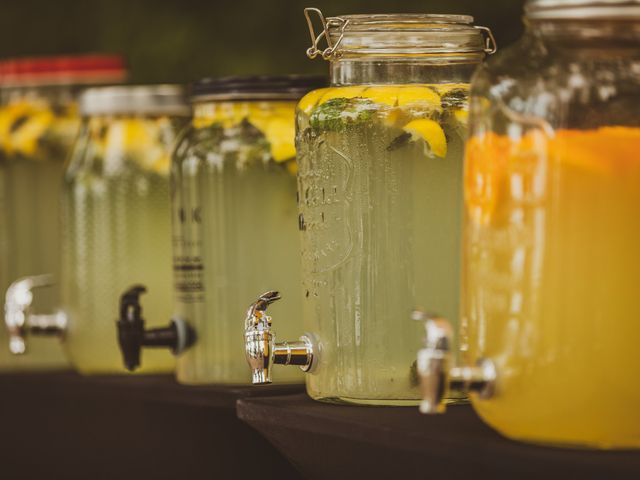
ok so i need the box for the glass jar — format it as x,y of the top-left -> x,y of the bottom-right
461,0 -> 640,449
6,85 -> 190,374
0,55 -> 125,370
166,76 -> 324,384
61,85 -> 190,374
244,9 -> 493,404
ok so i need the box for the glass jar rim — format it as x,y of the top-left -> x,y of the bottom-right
526,0 -> 640,19
80,85 -> 190,117
326,13 -> 476,29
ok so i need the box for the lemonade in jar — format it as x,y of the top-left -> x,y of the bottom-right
1,55 -> 125,370
243,9 -> 495,404
116,76 -> 324,384
5,85 -> 189,374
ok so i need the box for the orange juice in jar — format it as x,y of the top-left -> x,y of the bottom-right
415,0 -> 640,450
464,127 -> 640,448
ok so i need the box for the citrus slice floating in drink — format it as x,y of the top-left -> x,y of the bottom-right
402,118 -> 447,158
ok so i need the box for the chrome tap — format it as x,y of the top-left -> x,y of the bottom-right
244,291 -> 316,385
4,275 -> 67,355
412,310 -> 496,414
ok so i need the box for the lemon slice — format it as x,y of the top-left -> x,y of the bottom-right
403,119 -> 447,158
397,86 -> 441,109
262,117 -> 296,162
286,159 -> 298,175
453,108 -> 469,128
11,110 -> 54,157
318,86 -> 366,104
298,88 -> 331,115
362,86 -> 398,106
246,105 -> 296,163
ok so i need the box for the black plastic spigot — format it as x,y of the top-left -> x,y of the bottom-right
117,285 -> 195,371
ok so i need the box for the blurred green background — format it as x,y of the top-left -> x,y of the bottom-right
0,0 -> 527,83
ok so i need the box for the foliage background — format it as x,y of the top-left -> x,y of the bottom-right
0,0 -> 527,83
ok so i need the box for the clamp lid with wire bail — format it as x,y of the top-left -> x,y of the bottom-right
303,7 -> 497,61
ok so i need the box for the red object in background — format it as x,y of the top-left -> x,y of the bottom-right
0,54 -> 127,86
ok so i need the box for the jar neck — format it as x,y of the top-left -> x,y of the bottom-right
528,18 -> 640,50
329,55 -> 484,86
193,99 -> 297,119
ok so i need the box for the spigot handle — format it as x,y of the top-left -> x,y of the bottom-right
413,310 -> 497,414
5,275 -> 64,355
244,291 -> 280,384
117,285 -> 195,372
244,291 -> 316,385
413,311 -> 453,414
245,290 -> 281,329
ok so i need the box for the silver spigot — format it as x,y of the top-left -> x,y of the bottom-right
412,310 -> 496,414
244,291 -> 315,385
5,275 -> 67,355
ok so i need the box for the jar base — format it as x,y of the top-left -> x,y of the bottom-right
309,395 -> 421,407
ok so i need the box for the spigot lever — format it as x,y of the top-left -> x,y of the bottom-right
117,285 -> 195,371
413,310 -> 496,414
244,290 -> 315,385
4,275 -> 66,355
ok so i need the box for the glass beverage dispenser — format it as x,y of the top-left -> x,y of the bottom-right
5,85 -> 189,374
116,76 -> 324,384
0,55 -> 125,370
243,9 -> 495,404
415,0 -> 640,449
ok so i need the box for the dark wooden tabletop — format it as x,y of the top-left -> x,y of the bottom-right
237,393 -> 640,480
0,372 -> 304,480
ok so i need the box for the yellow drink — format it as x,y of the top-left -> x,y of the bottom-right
173,100 -> 303,384
297,84 -> 469,404
62,115 -> 181,374
0,95 -> 78,370
463,127 -> 640,448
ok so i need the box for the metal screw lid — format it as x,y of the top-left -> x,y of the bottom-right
526,0 -> 640,19
190,75 -> 328,102
79,84 -> 190,116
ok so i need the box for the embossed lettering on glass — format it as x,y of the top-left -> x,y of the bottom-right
243,8 -> 494,405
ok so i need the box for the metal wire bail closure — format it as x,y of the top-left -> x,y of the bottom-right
304,7 -> 349,60
475,26 -> 498,54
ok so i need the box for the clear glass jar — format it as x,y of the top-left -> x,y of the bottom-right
172,76 -> 323,384
292,11 -> 491,404
463,0 -> 640,448
0,55 -> 125,370
60,85 -> 189,374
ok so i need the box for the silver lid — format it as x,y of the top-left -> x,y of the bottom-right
526,0 -> 640,19
79,85 -> 191,116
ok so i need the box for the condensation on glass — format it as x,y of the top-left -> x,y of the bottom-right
0,55 -> 125,370
245,8 -> 493,405
171,76 -> 323,384
417,0 -> 640,450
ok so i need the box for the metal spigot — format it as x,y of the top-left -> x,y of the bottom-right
117,285 -> 195,371
244,291 -> 315,385
412,310 -> 496,414
4,275 -> 67,355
